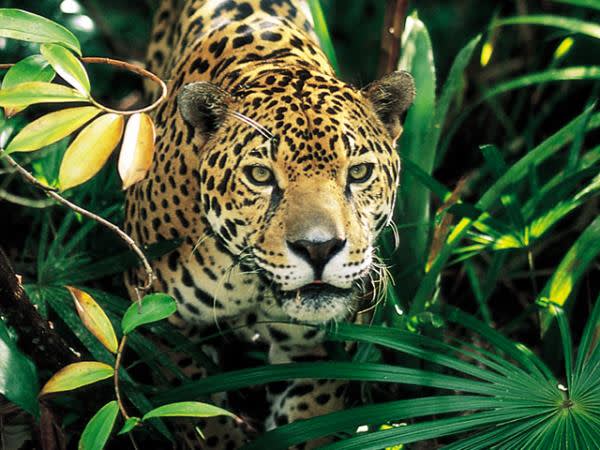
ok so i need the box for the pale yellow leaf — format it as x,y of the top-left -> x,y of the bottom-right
40,361 -> 114,396
118,113 -> 155,189
67,286 -> 118,353
58,113 -> 124,191
6,107 -> 100,153
0,81 -> 86,108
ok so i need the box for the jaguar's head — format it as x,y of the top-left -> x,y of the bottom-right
178,69 -> 414,322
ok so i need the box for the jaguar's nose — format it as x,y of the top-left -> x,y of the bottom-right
288,238 -> 346,277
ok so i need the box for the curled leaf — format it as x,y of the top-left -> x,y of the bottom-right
41,43 -> 90,96
67,286 -> 118,353
0,9 -> 81,55
40,361 -> 113,396
142,401 -> 236,421
121,293 -> 177,335
58,113 -> 124,191
6,107 -> 100,153
79,401 -> 119,450
0,82 -> 86,110
118,113 -> 156,189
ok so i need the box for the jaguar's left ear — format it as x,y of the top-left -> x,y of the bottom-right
177,82 -> 231,134
363,70 -> 415,141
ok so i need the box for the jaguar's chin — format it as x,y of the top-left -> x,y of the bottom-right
278,283 -> 356,323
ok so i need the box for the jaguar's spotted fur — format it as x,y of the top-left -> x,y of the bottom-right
125,1 -> 414,448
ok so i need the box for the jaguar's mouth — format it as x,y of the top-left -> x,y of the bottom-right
277,282 -> 356,322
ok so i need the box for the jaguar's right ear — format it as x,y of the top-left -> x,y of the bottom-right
177,82 -> 230,134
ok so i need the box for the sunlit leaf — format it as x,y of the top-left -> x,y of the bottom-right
121,293 -> 177,335
494,15 -> 600,40
142,401 -> 235,421
0,81 -> 86,110
58,113 -> 124,190
306,0 -> 339,73
118,113 -> 155,189
41,43 -> 90,96
79,401 -> 119,450
0,319 -> 39,416
40,361 -> 113,395
6,106 -> 100,153
67,286 -> 118,353
117,417 -> 141,435
0,9 -> 81,55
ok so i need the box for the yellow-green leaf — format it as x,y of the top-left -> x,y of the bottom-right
40,361 -> 113,396
0,81 -> 86,109
0,9 -> 81,55
79,401 -> 119,450
118,113 -> 156,189
142,401 -> 236,421
59,113 -> 124,191
41,43 -> 90,96
6,106 -> 100,153
67,286 -> 118,353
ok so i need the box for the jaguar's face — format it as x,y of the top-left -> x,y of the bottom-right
178,70 -> 414,322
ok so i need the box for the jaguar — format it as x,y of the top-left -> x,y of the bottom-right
124,0 -> 414,448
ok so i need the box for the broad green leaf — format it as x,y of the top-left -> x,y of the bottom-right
0,319 -> 39,416
79,401 -> 119,450
41,43 -> 90,96
59,113 -> 124,190
6,106 -> 100,153
306,0 -> 339,73
142,401 -> 235,421
0,9 -> 81,55
40,361 -> 113,395
0,81 -> 86,109
494,15 -> 600,40
118,417 -> 141,435
2,55 -> 55,90
118,113 -> 156,189
539,215 -> 600,333
67,286 -> 118,353
121,293 -> 177,335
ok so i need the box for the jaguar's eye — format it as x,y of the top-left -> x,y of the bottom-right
348,163 -> 374,183
245,165 -> 275,186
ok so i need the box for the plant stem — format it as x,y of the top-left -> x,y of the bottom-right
114,335 -> 129,419
0,151 -> 154,292
378,0 -> 409,77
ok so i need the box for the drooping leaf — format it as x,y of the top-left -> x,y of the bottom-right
0,81 -> 86,109
494,15 -> 600,40
118,417 -> 141,435
6,106 -> 100,153
58,113 -> 124,191
142,401 -> 235,421
0,9 -> 81,55
121,293 -> 177,335
118,113 -> 156,189
67,286 -> 118,353
0,319 -> 39,416
79,401 -> 119,450
40,43 -> 90,96
40,361 -> 113,395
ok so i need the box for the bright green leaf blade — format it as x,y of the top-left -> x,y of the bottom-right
483,67 -> 600,100
574,293 -> 600,377
2,54 -> 55,90
306,0 -> 339,73
40,43 -> 90,95
0,319 -> 39,417
117,417 -> 141,435
142,401 -> 235,421
0,9 -> 81,55
0,81 -> 86,108
539,215 -> 600,333
6,106 -> 100,153
78,401 -> 119,450
551,0 -> 600,11
40,361 -> 113,395
494,15 -> 600,40
121,293 -> 177,335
